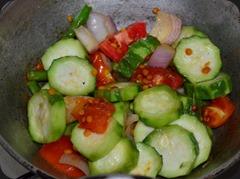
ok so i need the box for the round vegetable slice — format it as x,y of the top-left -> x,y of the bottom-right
28,89 -> 66,143
133,85 -> 182,128
48,56 -> 96,96
144,125 -> 199,178
71,119 -> 123,161
171,114 -> 212,168
173,35 -> 222,83
41,38 -> 88,70
184,72 -> 232,99
89,138 -> 139,174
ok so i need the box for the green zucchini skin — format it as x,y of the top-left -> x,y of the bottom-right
133,85 -> 182,128
48,56 -> 96,96
41,38 -> 88,70
171,114 -> 212,168
28,89 -> 66,143
172,26 -> 207,48
129,142 -> 163,178
173,35 -> 222,83
112,102 -> 130,126
184,72 -> 232,99
89,138 -> 139,175
117,35 -> 160,78
179,95 -> 205,118
144,125 -> 199,178
71,118 -> 123,161
94,82 -> 141,102
134,121 -> 154,143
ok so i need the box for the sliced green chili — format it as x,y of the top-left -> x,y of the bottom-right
62,4 -> 92,39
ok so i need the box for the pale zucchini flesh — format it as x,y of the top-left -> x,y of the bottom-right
48,56 -> 96,96
71,119 -> 123,161
89,138 -> 139,174
41,38 -> 88,70
144,125 -> 199,178
173,36 -> 222,83
171,114 -> 212,168
28,89 -> 66,143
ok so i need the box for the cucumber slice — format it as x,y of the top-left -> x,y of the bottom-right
41,38 -> 88,70
172,26 -> 207,48
171,114 -> 212,168
134,121 -> 154,143
117,35 -> 160,78
133,85 -> 182,128
129,142 -> 163,178
28,89 -> 66,143
173,35 -> 222,83
89,138 -> 139,175
112,102 -> 130,126
71,119 -> 123,161
94,82 -> 141,102
184,72 -> 232,99
144,125 -> 199,178
48,56 -> 96,96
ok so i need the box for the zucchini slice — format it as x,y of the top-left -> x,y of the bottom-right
134,121 -> 154,143
89,138 -> 139,175
112,102 -> 130,126
179,95 -> 205,118
28,89 -> 66,143
173,35 -> 222,83
172,26 -> 207,48
144,125 -> 199,178
48,56 -> 96,96
184,72 -> 232,99
71,118 -> 123,161
94,82 -> 141,102
171,114 -> 212,168
133,85 -> 182,128
129,142 -> 163,178
41,38 -> 88,70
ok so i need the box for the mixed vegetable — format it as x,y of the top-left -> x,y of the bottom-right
26,4 -> 235,178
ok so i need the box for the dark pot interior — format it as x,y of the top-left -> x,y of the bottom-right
0,0 -> 240,178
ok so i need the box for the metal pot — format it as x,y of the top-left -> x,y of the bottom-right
0,0 -> 240,178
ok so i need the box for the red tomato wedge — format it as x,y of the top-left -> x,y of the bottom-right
99,21 -> 147,62
201,96 -> 235,128
130,66 -> 184,91
71,97 -> 116,134
39,136 -> 86,178
89,51 -> 116,87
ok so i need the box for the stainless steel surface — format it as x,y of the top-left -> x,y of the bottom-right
0,0 -> 240,178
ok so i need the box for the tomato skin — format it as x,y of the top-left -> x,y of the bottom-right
71,97 -> 116,134
89,51 -> 116,87
99,21 -> 147,63
130,66 -> 184,91
201,96 -> 235,128
39,136 -> 85,178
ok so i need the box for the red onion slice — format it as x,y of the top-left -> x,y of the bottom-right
87,12 -> 117,43
59,153 -> 89,175
148,44 -> 175,68
124,114 -> 139,139
74,26 -> 99,53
